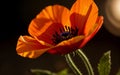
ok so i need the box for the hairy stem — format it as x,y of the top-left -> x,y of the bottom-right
65,54 -> 82,75
76,49 -> 94,75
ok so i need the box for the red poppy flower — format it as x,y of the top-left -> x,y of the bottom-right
16,0 -> 103,58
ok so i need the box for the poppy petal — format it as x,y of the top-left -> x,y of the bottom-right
89,16 -> 104,38
84,2 -> 98,36
70,0 -> 98,35
79,16 -> 104,48
30,22 -> 64,44
28,5 -> 70,44
36,5 -> 70,24
16,36 -> 51,58
47,35 -> 85,54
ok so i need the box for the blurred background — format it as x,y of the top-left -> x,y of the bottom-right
0,0 -> 120,75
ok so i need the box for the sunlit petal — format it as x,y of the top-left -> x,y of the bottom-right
28,18 -> 52,38
79,16 -> 104,48
48,35 -> 85,54
70,0 -> 98,35
36,5 -> 70,24
16,36 -> 51,58
18,50 -> 47,58
84,2 -> 98,36
89,16 -> 104,38
28,5 -> 70,44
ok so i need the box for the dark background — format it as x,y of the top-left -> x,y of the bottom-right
0,0 -> 120,75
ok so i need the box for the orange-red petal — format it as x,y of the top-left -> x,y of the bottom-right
70,0 -> 98,35
79,16 -> 104,48
16,36 -> 52,58
36,5 -> 70,24
83,1 -> 98,36
28,5 -> 70,45
30,22 -> 64,45
47,35 -> 85,54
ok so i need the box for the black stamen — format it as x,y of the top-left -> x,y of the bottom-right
52,26 -> 78,44
61,32 -> 70,40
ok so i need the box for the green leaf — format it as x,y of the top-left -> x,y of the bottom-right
116,69 -> 120,75
97,51 -> 111,75
31,69 -> 56,75
30,69 -> 71,75
57,69 -> 69,75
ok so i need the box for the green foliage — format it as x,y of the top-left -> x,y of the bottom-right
97,51 -> 111,75
116,69 -> 120,75
57,69 -> 69,75
31,68 -> 70,75
31,69 -> 55,75
30,50 -> 120,75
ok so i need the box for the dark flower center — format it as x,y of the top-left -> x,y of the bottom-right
52,26 -> 78,44
60,32 -> 70,39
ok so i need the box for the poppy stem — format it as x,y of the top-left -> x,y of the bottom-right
65,54 -> 83,75
76,49 -> 94,75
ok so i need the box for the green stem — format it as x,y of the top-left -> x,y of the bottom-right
76,49 -> 94,75
65,54 -> 82,75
